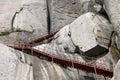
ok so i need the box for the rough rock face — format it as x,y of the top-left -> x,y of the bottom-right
103,0 -> 120,60
53,25 -> 76,52
53,12 -> 112,57
0,0 -> 47,44
103,0 -> 120,27
111,60 -> 120,80
49,0 -> 91,32
0,0 -> 21,32
0,43 -> 33,80
70,12 -> 112,51
0,0 -> 120,79
13,0 -> 47,33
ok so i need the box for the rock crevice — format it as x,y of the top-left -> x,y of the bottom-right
11,7 -> 24,31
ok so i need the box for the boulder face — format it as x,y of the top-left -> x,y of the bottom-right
0,0 -> 21,32
0,0 -> 47,44
13,0 -> 47,33
49,0 -> 91,32
70,12 -> 112,52
0,43 -> 33,80
53,12 -> 112,57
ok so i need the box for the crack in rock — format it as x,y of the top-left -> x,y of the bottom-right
11,7 -> 24,31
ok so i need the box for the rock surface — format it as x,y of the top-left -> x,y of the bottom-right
49,0 -> 91,32
103,0 -> 120,50
13,0 -> 47,33
0,0 -> 21,32
53,25 -> 76,52
0,0 -> 120,80
0,0 -> 47,44
53,12 -> 112,57
111,60 -> 120,80
103,0 -> 120,27
0,43 -> 113,80
70,12 -> 112,52
0,0 -> 94,45
0,43 -> 33,80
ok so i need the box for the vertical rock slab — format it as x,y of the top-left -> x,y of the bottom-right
49,0 -> 90,32
103,0 -> 120,60
0,43 -> 33,80
103,0 -> 120,27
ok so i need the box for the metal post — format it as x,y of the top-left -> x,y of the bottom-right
31,48 -> 33,56
72,61 -> 74,68
94,65 -> 98,80
22,46 -> 24,52
52,57 -> 54,63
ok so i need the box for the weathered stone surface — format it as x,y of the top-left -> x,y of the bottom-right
53,12 -> 112,57
70,12 -> 112,57
0,0 -> 47,44
104,0 -> 120,57
13,0 -> 47,33
52,25 -> 76,52
111,60 -> 120,80
96,53 -> 113,69
0,0 -> 21,32
49,0 -> 90,32
0,43 -> 33,80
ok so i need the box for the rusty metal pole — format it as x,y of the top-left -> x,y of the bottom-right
94,65 -> 98,80
72,61 -> 74,68
52,57 -> 54,63
31,47 -> 33,56
22,42 -> 24,52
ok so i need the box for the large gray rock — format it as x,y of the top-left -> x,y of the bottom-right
70,12 -> 112,57
13,0 -> 47,33
0,43 -> 33,80
0,0 -> 47,44
49,0 -> 91,32
0,0 -> 21,32
53,12 -> 112,57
